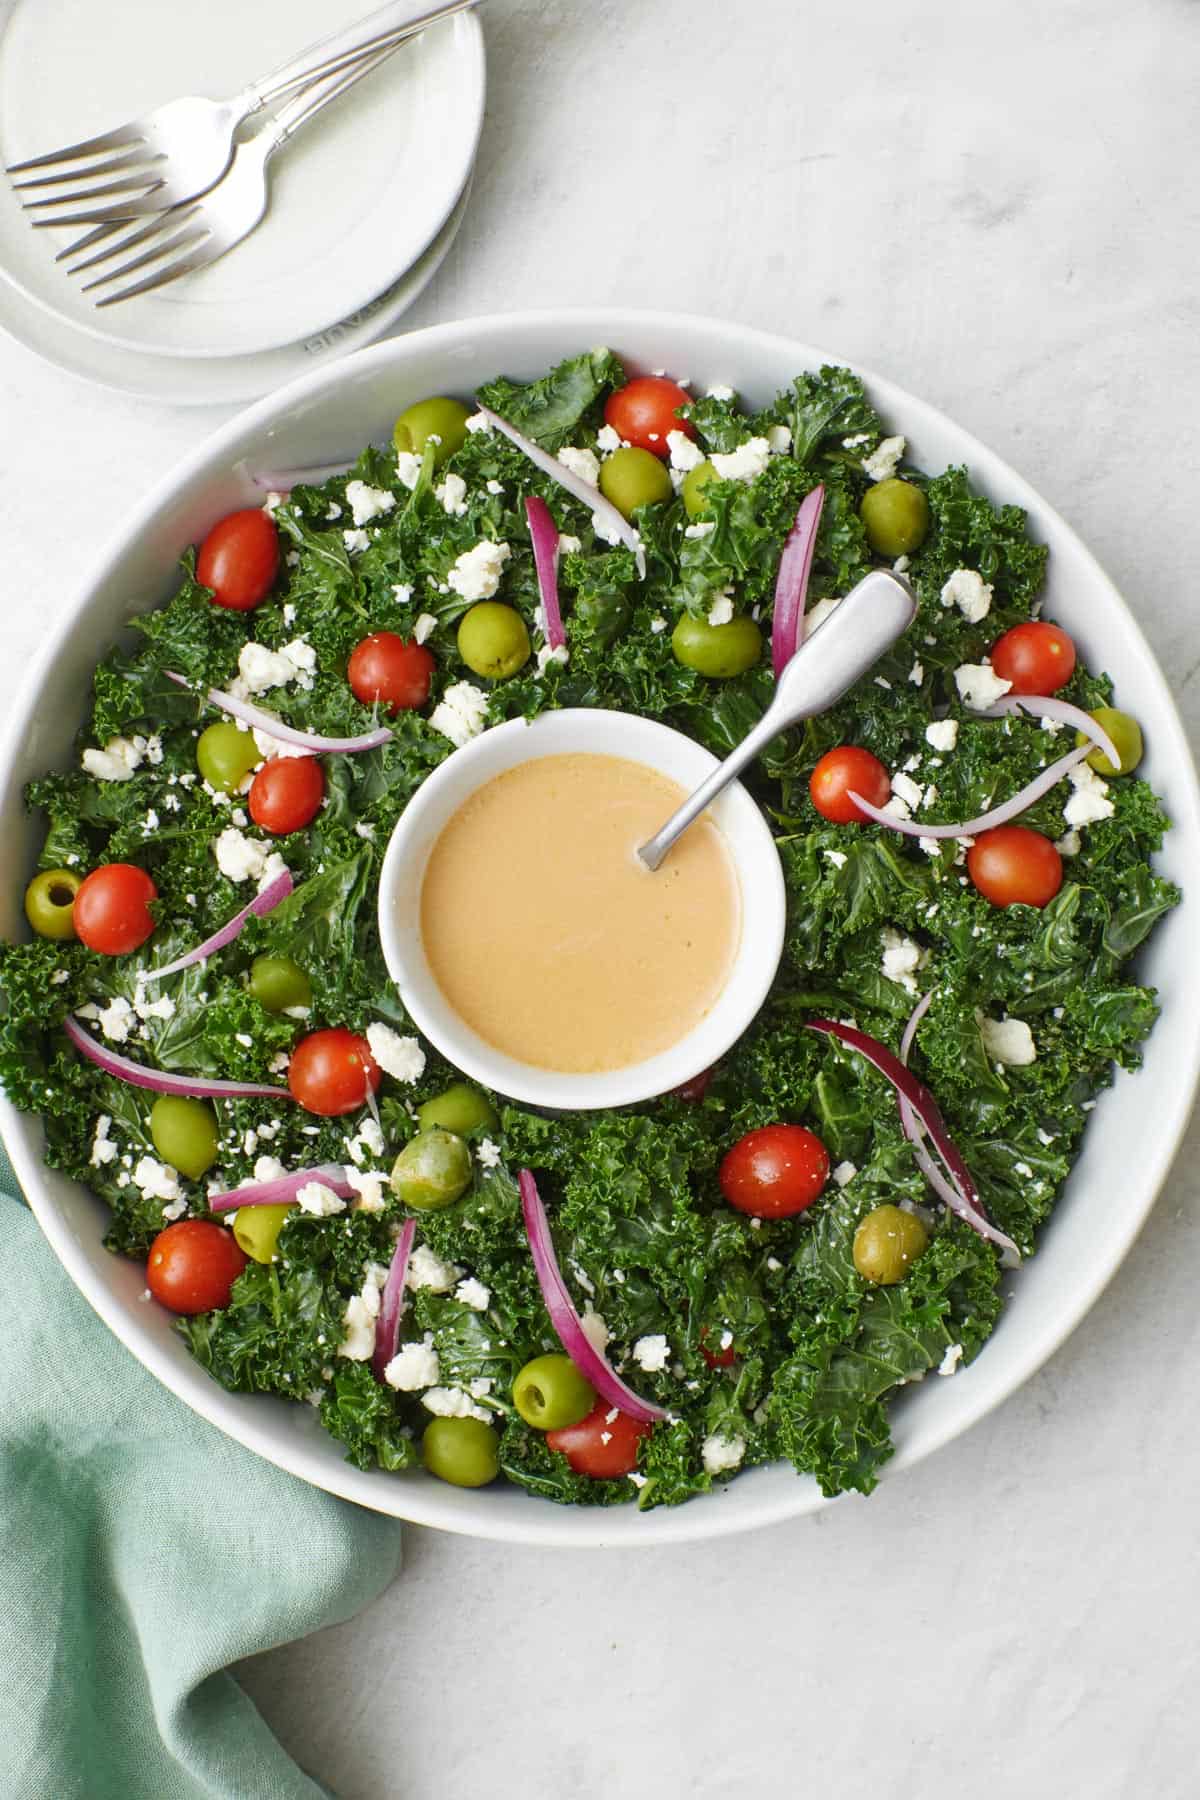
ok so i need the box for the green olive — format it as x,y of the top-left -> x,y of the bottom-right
860,477 -> 930,557
512,1353 -> 596,1431
671,612 -> 763,678
422,1415 -> 500,1487
24,868 -> 82,940
393,397 -> 470,467
390,1128 -> 472,1211
417,1081 -> 499,1137
249,954 -> 312,1014
852,1204 -> 930,1285
457,602 -> 530,680
149,1095 -> 219,1182
196,721 -> 259,794
1077,706 -> 1143,777
233,1203 -> 291,1264
681,459 -> 719,519
598,445 -> 673,520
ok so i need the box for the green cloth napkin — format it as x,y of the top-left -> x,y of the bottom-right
0,1146 -> 403,1800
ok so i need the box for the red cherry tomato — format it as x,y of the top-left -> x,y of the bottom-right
546,1399 -> 652,1479
196,509 -> 280,612
700,1328 -> 737,1369
967,825 -> 1063,909
604,376 -> 695,458
347,631 -> 435,714
73,863 -> 157,955
146,1220 -> 246,1314
719,1124 -> 830,1219
670,1067 -> 713,1102
248,757 -> 325,836
810,746 -> 891,824
990,621 -> 1076,695
288,1028 -> 381,1117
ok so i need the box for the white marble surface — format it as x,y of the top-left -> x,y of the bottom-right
2,1 -> 1199,1794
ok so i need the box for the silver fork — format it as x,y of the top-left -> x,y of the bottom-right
6,0 -> 476,227
67,42 -> 403,308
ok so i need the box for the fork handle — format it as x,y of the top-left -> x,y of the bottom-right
246,0 -> 479,112
265,38 -> 405,146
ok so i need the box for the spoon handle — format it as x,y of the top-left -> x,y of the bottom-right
638,570 -> 916,871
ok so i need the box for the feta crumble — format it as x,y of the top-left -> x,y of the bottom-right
365,1023 -> 426,1083
925,718 -> 959,752
940,567 -> 994,623
435,472 -> 469,516
384,1334 -> 440,1391
429,680 -> 489,748
475,1138 -> 502,1169
406,1244 -> 461,1293
861,434 -> 905,481
632,1334 -> 670,1373
710,437 -> 771,483
213,827 -> 287,892
707,594 -> 735,627
342,528 -> 370,554
766,423 -> 793,454
81,736 -> 146,782
446,539 -> 511,603
701,1433 -> 746,1475
1063,761 -> 1114,827
235,638 -> 316,695
421,1387 -> 492,1424
556,445 -> 600,486
344,480 -> 396,527
938,1343 -> 964,1377
455,1277 -> 491,1312
954,662 -> 1012,710
832,1161 -> 858,1188
979,1015 -> 1037,1066
412,612 -> 438,645
90,1115 -> 118,1168
880,927 -> 926,994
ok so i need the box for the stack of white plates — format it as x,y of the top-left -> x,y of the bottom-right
0,0 -> 484,403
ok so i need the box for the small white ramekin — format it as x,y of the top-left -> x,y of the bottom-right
376,706 -> 786,1109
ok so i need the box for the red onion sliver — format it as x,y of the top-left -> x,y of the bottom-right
209,1165 -> 356,1213
372,1218 -> 417,1383
475,404 -> 646,577
519,1170 -> 668,1424
805,1018 -> 1019,1259
979,693 -> 1121,770
525,495 -> 566,650
899,988 -> 934,1063
252,461 -> 355,491
141,869 -> 293,983
164,671 -> 391,755
849,743 -> 1090,841
771,484 -> 825,677
64,1014 -> 288,1100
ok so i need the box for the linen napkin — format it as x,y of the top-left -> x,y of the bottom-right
0,1146 -> 403,1800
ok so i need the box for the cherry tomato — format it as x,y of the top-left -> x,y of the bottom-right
73,863 -> 157,955
248,757 -> 325,836
347,631 -> 435,713
196,509 -> 280,612
810,746 -> 891,824
288,1028 -> 381,1117
604,376 -> 695,458
700,1328 -> 737,1369
146,1219 -> 246,1315
967,825 -> 1063,909
990,621 -> 1076,695
719,1124 -> 830,1219
546,1399 -> 652,1479
670,1067 -> 713,1102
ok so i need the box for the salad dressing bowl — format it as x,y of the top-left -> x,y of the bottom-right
2,309 -> 1198,1546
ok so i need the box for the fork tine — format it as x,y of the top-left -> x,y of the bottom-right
93,244 -> 216,309
81,218 -> 207,293
5,124 -> 145,174
54,221 -> 125,262
24,172 -> 165,212
11,150 -> 163,192
29,185 -> 170,229
64,212 -> 177,274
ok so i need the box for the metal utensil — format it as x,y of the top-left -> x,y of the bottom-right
68,42 -> 401,308
637,570 -> 916,871
6,0 -> 476,227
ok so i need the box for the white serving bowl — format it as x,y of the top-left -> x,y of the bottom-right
2,310 -> 1197,1548
377,707 -> 785,1110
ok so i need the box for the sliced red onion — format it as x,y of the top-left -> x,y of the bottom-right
141,869 -> 293,983
372,1217 -> 417,1383
771,484 -> 825,677
849,743 -> 1090,841
519,1170 -> 667,1424
525,495 -> 565,650
164,671 -> 391,754
979,693 -> 1121,768
65,1014 -> 288,1100
251,461 -> 354,491
806,1018 -> 1019,1259
209,1165 -> 355,1213
899,989 -> 934,1063
475,403 -> 646,577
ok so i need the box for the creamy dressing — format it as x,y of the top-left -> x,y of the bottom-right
420,753 -> 740,1072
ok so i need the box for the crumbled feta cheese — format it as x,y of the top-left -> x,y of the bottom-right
343,1167 -> 386,1212
832,1160 -> 858,1188
412,612 -> 438,645
81,736 -> 144,782
881,927 -> 926,994
342,528 -> 370,554
132,984 -> 175,1024
132,1157 -> 181,1204
1056,829 -> 1082,857
1063,761 -> 1114,827
824,848 -> 848,869
446,539 -> 511,603
938,1343 -> 964,1377
435,472 -> 469,516
475,1138 -> 502,1170
263,491 -> 286,515
979,1015 -> 1037,1066
296,1181 -> 347,1217
344,479 -> 396,527
705,383 -> 735,400
684,521 -> 715,539
862,434 -> 905,481
51,969 -> 70,986
649,617 -> 668,634
455,1277 -> 491,1311
804,595 -> 842,635
391,582 -> 414,606
595,424 -> 622,454
632,1334 -> 670,1372
707,594 -> 735,627
843,432 -> 872,449
766,423 -> 792,454
559,534 -> 582,554
90,1114 -> 118,1168
429,680 -> 489,748
883,794 -> 913,821
421,1386 -> 492,1423
909,662 -> 925,686
701,1433 -> 746,1475
940,567 -> 994,623
213,827 -> 287,892
891,771 -> 925,810
556,445 -> 600,487
354,821 -> 375,841
235,637 -> 316,695
384,1333 -> 440,1391
337,1263 -> 389,1362
253,1156 -> 287,1184
535,642 -> 570,676
893,555 -> 911,574
666,429 -> 704,474
925,718 -> 959,752
710,437 -> 771,483
94,996 -> 136,1044
325,501 -> 343,521
954,662 -> 1012,710
406,1244 -> 461,1293
464,411 -> 491,435
344,1119 -> 385,1167
365,1023 -> 426,1084
580,1310 -> 609,1355
395,450 -> 423,489
485,478 -> 505,496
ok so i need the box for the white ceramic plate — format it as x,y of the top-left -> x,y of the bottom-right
0,0 -> 484,359
0,177 -> 471,405
2,311 -> 1197,1548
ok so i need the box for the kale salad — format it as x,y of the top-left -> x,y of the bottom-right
0,351 -> 1178,1508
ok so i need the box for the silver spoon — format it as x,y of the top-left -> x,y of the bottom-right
638,569 -> 917,871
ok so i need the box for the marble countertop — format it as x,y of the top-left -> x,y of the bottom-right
2,1 -> 1198,1794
